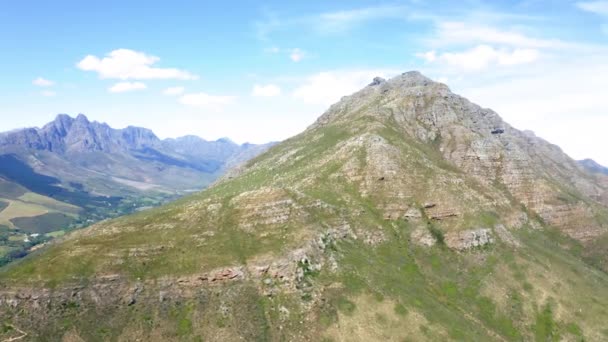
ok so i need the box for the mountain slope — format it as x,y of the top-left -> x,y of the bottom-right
1,72 -> 607,341
0,115 -> 271,266
579,158 -> 608,175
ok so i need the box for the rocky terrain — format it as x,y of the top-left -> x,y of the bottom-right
1,72 -> 607,341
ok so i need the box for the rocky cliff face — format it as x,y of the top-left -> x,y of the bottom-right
311,72 -> 608,241
1,72 -> 607,341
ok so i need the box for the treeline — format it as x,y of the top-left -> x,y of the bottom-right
0,229 -> 50,267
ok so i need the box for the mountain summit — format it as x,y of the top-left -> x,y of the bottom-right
1,72 -> 608,341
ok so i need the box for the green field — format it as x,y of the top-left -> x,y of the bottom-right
11,213 -> 75,234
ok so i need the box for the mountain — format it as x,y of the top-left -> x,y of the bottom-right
0,114 -> 271,193
1,72 -> 608,341
579,158 -> 608,175
0,114 -> 271,266
163,135 -> 275,170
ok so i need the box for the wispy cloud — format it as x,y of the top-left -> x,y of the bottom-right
577,1 -> 608,16
255,4 -> 410,40
32,77 -> 54,87
428,21 -> 571,49
316,5 -> 409,33
418,45 -> 540,71
108,81 -> 147,93
77,49 -> 198,80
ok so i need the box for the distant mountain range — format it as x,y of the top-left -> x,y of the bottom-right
0,114 -> 272,193
578,158 -> 608,175
0,114 -> 273,263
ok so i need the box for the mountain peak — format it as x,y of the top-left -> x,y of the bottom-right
366,71 -> 435,89
368,76 -> 386,86
48,114 -> 75,134
388,70 -> 436,88
216,137 -> 236,144
74,113 -> 90,124
579,158 -> 608,175
311,70 -> 452,130
75,113 -> 88,120
54,113 -> 74,123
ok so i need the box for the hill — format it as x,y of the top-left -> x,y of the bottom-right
1,72 -> 607,341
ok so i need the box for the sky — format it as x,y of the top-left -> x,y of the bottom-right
1,0 -> 608,165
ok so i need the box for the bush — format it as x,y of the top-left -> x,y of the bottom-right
428,224 -> 445,245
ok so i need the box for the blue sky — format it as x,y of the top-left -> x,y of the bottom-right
1,0 -> 608,164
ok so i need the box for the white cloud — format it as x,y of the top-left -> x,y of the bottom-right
252,84 -> 281,97
577,1 -> 608,16
317,5 -> 408,32
41,90 -> 56,97
290,48 -> 305,62
293,69 -> 396,105
77,49 -> 198,80
163,86 -> 185,96
32,77 -> 54,87
108,81 -> 147,93
419,45 -> 540,71
417,51 -> 437,62
179,92 -> 236,108
430,22 -> 570,49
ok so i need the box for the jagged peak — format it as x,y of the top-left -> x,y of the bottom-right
365,71 -> 436,89
54,113 -> 74,123
172,135 -> 208,143
46,114 -> 75,131
216,137 -> 236,145
311,71 -> 453,129
368,77 -> 386,87
394,71 -> 434,87
75,113 -> 90,123
123,125 -> 155,134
